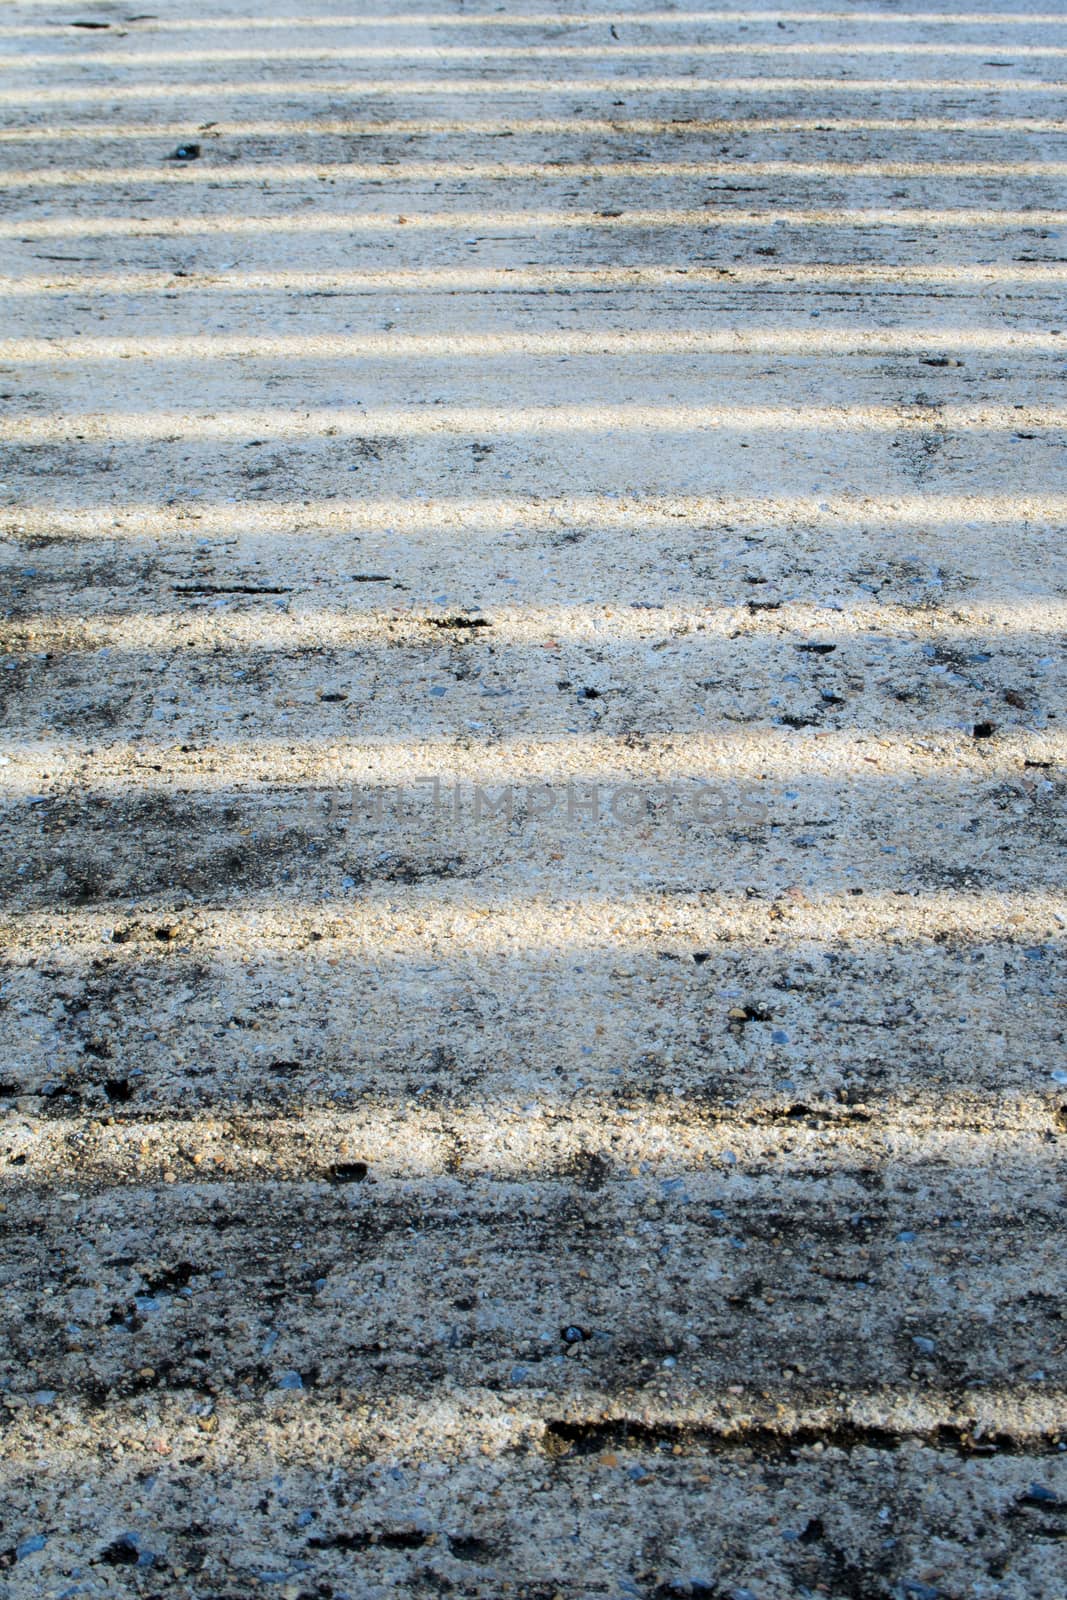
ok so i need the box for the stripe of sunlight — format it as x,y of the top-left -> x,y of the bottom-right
3,330 -> 1065,360
5,207 -> 1067,238
6,10 -> 1067,30
6,158 -> 1067,185
0,1394 -> 1059,1465
0,892 -> 1061,952
10,493 -> 1067,534
3,599 -> 1063,647
4,402 -> 1065,443
2,76 -> 1066,103
5,266 -> 1067,294
0,729 -> 1062,796
4,116 -> 1067,139
3,1117 -> 1064,1194
12,42 -> 1067,63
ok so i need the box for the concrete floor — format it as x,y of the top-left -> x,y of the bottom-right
0,2 -> 1064,1596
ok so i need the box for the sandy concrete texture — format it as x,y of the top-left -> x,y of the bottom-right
0,1 -> 1065,1597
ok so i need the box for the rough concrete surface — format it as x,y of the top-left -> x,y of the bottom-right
0,1 -> 1065,1596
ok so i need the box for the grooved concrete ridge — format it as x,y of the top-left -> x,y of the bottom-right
0,2 -> 1065,1596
